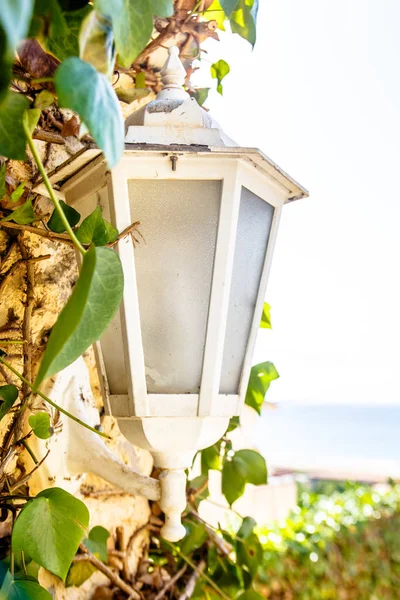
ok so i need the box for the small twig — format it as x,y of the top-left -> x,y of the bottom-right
108,222 -> 143,248
178,560 -> 205,600
32,130 -> 65,145
20,440 -> 38,465
187,511 -> 232,557
0,221 -> 75,247
78,543 -> 141,600
154,564 -> 187,600
9,449 -> 50,492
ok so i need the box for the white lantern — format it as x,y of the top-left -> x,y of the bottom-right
59,47 -> 308,540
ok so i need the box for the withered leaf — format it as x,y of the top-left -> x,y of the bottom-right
61,115 -> 80,137
18,39 -> 59,79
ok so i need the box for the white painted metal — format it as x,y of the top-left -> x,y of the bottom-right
58,46 -> 308,541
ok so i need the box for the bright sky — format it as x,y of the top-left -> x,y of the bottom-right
195,0 -> 400,405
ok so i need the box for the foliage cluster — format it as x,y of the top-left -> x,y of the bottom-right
255,482 -> 400,599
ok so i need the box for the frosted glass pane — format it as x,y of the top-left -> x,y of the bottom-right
128,179 -> 221,393
220,187 -> 274,394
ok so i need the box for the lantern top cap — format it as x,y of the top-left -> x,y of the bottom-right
158,46 -> 189,101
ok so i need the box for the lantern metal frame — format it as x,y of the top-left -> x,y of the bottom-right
33,47 -> 308,540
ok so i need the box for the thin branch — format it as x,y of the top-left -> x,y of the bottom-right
177,560 -> 205,600
187,510 -> 232,557
9,450 -> 50,493
78,543 -> 141,600
32,130 -> 65,145
154,564 -> 187,600
0,221 -> 75,247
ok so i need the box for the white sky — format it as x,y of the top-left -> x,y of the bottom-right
195,0 -> 400,405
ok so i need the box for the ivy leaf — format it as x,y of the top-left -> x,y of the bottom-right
0,93 -> 29,160
66,561 -> 97,587
0,385 -> 19,421
245,361 -> 279,415
34,245 -> 124,387
180,520 -> 207,556
12,488 -> 89,581
76,206 -> 118,246
94,0 -> 153,67
220,0 -> 238,17
260,302 -> 272,329
2,576 -> 52,600
222,450 -> 267,506
0,0 -> 34,101
2,199 -> 35,225
83,526 -> 109,562
58,0 -> 90,9
79,10 -> 115,78
116,87 -> 151,104
211,59 -> 230,95
28,412 -> 53,440
10,182 -> 26,203
230,0 -> 258,46
236,517 -> 263,579
47,5 -> 93,62
55,57 -> 124,168
47,201 -> 81,234
0,164 -> 6,198
23,109 -> 41,136
204,0 -> 226,29
201,444 -> 221,475
192,88 -> 210,106
151,0 -> 174,17
34,90 -> 56,110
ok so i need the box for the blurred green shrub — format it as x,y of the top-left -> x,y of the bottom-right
255,482 -> 400,599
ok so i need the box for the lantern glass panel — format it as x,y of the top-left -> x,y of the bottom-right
220,187 -> 274,394
128,179 -> 221,393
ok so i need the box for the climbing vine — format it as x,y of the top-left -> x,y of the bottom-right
0,1 -> 273,598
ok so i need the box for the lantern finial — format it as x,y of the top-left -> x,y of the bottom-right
158,46 -> 189,100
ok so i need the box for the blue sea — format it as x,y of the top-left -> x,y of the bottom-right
256,404 -> 400,480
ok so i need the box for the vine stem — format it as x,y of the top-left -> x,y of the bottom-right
163,542 -> 231,600
22,119 -> 86,256
0,357 -> 110,440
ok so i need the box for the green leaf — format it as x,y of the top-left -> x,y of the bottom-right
0,385 -> 19,421
0,163 -> 6,198
47,201 -> 81,234
230,0 -> 258,46
192,88 -> 210,106
12,488 -> 89,581
3,577 -> 52,600
47,5 -> 93,62
222,450 -> 267,506
233,450 -> 267,486
83,526 -> 109,562
35,245 -> 124,387
260,302 -> 272,329
221,459 -> 245,506
79,10 -> 115,77
236,517 -> 263,579
76,206 -> 118,246
201,444 -> 221,475
2,199 -> 35,225
0,93 -> 29,160
180,520 -> 207,556
116,87 -> 151,104
211,59 -> 230,95
34,90 -> 56,110
55,57 -> 124,168
227,416 -> 240,432
66,561 -> 97,587
0,0 -> 34,56
220,0 -> 238,17
11,182 -> 26,203
204,0 -> 226,29
28,413 -> 53,440
236,591 -> 265,600
245,361 -> 279,415
22,109 -> 41,136
94,0 -> 153,67
151,0 -> 174,17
